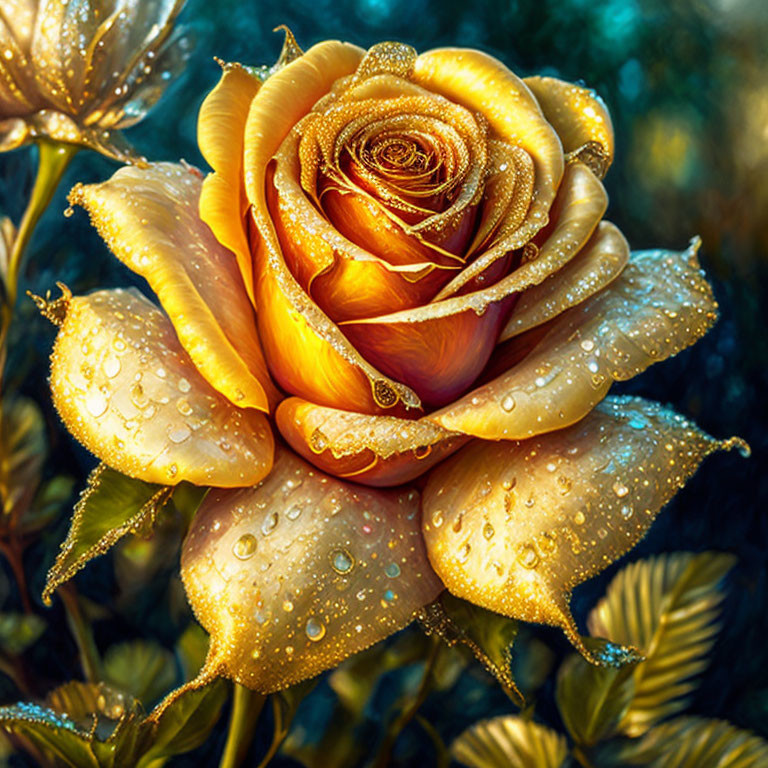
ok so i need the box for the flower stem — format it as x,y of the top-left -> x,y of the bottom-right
218,683 -> 266,768
371,636 -> 441,768
59,582 -> 101,683
0,139 -> 77,388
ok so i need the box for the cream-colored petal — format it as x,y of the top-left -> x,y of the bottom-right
422,396 -> 748,660
429,239 -> 718,439
49,288 -> 273,487
500,221 -> 630,340
434,161 -> 606,301
197,62 -> 260,301
276,397 -> 468,487
525,76 -> 614,178
413,48 -> 564,246
181,447 -> 443,692
69,162 -> 278,413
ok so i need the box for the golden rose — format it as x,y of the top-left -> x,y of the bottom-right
44,34 -> 746,690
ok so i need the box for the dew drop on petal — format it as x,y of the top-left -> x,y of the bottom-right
305,617 -> 326,642
233,533 -> 257,560
330,548 -> 355,574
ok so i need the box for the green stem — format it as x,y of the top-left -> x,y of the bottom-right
59,582 -> 101,683
371,636 -> 441,768
573,746 -> 597,768
218,683 -> 266,768
0,139 -> 77,387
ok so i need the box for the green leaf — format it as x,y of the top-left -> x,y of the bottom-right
260,680 -> 317,767
102,641 -> 176,707
175,623 -> 211,683
134,678 -> 227,766
0,612 -> 45,655
419,593 -> 522,703
0,396 -> 46,521
588,551 -> 735,736
42,464 -> 173,605
452,715 -> 567,768
618,716 -> 768,767
20,475 -> 76,536
556,637 -> 640,746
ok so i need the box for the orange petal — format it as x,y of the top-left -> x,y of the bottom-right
198,63 -> 261,302
181,446 -> 443,692
500,221 -> 629,340
413,48 -> 564,247
276,397 -> 468,486
422,396 -> 748,659
430,238 -> 718,439
435,160 -> 606,301
525,76 -> 614,178
340,295 -> 514,407
252,213 -> 421,415
49,289 -> 273,487
69,162 -> 278,413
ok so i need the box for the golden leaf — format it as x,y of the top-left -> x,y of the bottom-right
618,716 -> 768,767
588,551 -> 736,736
452,715 -> 567,768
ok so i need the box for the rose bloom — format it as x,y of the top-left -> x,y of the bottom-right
0,0 -> 190,162
46,35 -> 744,691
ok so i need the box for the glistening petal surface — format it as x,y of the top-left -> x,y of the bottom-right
50,289 -> 273,487
181,447 -> 443,692
69,162 -> 278,412
422,396 -> 746,659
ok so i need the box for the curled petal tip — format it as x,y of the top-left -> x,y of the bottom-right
721,436 -> 751,459
27,283 -> 72,326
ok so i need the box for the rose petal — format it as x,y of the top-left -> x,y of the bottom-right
181,447 -> 443,692
69,162 -> 278,413
198,63 -> 261,301
50,289 -> 273,487
525,76 -> 614,178
422,395 -> 748,660
500,221 -> 630,340
276,397 -> 468,487
340,295 -> 513,407
429,239 -> 717,439
434,161 -> 607,301
413,48 -> 564,247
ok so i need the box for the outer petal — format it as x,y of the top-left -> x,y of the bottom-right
49,289 -> 273,487
422,396 -> 748,659
276,397 -> 468,487
429,239 -> 718,439
69,162 -> 279,413
525,76 -> 614,178
181,447 -> 443,692
413,48 -> 564,244
198,63 -> 261,301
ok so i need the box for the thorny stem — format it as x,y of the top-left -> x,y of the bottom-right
371,635 -> 442,768
219,683 -> 267,768
59,582 -> 101,683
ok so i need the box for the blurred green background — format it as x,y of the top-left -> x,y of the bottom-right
1,0 -> 766,765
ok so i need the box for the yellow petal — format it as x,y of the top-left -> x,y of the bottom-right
525,76 -> 614,178
69,162 -> 278,413
430,238 -> 718,439
276,397 -> 468,486
49,288 -> 273,487
500,221 -> 629,340
422,396 -> 748,661
181,447 -> 443,692
434,160 -> 607,301
198,63 -> 261,301
413,48 -> 564,245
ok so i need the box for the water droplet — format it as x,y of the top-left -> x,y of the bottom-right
620,504 -> 633,519
85,390 -> 108,418
130,383 -> 149,409
251,648 -> 261,660
580,339 -> 595,352
330,548 -> 355,574
501,394 -> 516,412
457,543 -> 471,563
383,588 -> 396,603
261,511 -> 278,535
176,398 -> 193,416
305,617 -> 326,642
168,425 -> 191,443
557,475 -> 572,495
612,481 -> 629,498
385,562 -> 401,578
178,377 -> 191,393
233,533 -> 257,560
574,511 -> 586,525
518,544 -> 539,569
103,356 -> 121,378
482,522 -> 495,540
282,600 -> 294,612
431,509 -> 444,527
286,504 -> 302,520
